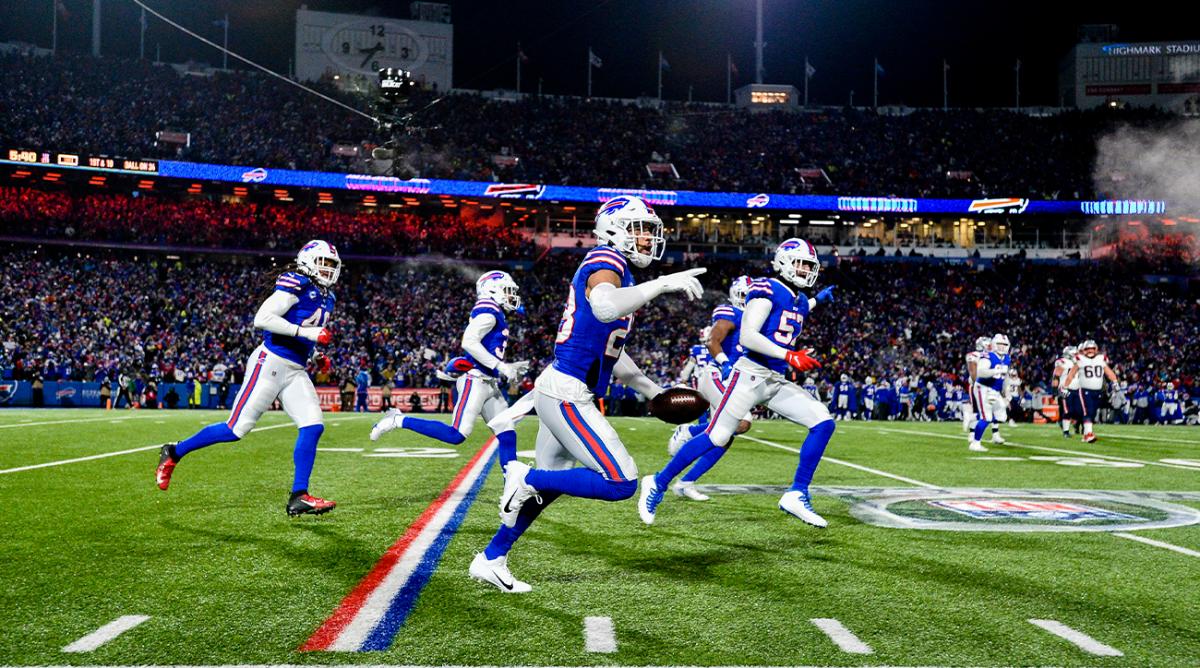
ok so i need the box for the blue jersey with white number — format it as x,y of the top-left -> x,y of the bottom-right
710,304 -> 745,363
744,277 -> 810,374
464,298 -> 509,378
978,351 -> 1011,393
803,381 -> 819,396
263,271 -> 335,365
837,381 -> 853,397
553,246 -> 635,396
690,344 -> 713,367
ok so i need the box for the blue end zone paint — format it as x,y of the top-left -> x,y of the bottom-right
359,451 -> 498,651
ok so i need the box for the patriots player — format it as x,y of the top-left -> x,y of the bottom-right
665,277 -> 754,501
468,195 -> 705,593
963,336 -> 989,432
1052,345 -> 1078,437
968,333 -> 1011,452
155,240 -> 340,516
1060,340 -> 1118,442
369,271 -> 529,448
639,238 -> 836,527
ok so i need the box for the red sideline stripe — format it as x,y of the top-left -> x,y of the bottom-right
300,438 -> 496,651
227,351 -> 267,428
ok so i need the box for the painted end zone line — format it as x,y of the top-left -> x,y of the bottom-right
301,437 -> 498,652
62,615 -> 150,653
1028,619 -> 1123,656
810,618 -> 873,655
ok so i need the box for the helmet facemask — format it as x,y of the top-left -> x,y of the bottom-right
297,240 -> 342,288
620,217 -> 665,268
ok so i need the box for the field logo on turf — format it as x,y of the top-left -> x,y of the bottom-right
0,382 -> 17,405
929,499 -> 1142,523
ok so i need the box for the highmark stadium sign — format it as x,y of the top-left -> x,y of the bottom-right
695,485 -> 1200,533
1101,42 -> 1200,56
0,148 -> 1169,216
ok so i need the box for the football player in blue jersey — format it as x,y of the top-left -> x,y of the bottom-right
666,277 -> 754,501
467,195 -> 705,593
834,374 -> 855,420
640,238 -> 836,527
677,326 -> 715,390
968,333 -> 1012,452
369,271 -> 529,450
155,240 -> 341,516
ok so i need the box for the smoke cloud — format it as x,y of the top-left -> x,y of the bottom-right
1092,120 -> 1200,214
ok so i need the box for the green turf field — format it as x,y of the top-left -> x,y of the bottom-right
1,408 -> 1198,667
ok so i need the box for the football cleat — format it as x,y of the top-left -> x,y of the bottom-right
990,433 -> 1006,445
638,474 -> 665,525
369,408 -> 404,441
155,443 -> 179,491
498,461 -> 538,528
667,424 -> 690,455
968,441 -> 988,452
287,491 -> 336,516
672,481 -> 710,501
1082,433 -> 1098,443
779,490 -> 827,528
469,552 -> 531,593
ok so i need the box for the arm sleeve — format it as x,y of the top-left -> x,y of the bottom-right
461,313 -> 500,370
588,281 -> 658,323
975,357 -> 998,379
253,291 -> 301,336
678,358 -> 696,384
808,297 -> 817,311
739,298 -> 788,360
614,351 -> 664,399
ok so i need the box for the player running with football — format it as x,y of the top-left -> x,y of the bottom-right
468,195 -> 705,593
369,270 -> 529,450
639,238 -> 836,527
155,240 -> 341,516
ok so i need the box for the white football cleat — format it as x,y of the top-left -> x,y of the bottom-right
369,408 -> 404,442
990,433 -> 1006,445
667,424 -> 690,455
672,481 -> 710,501
779,490 -> 827,528
638,474 -> 665,525
498,460 -> 538,528
469,553 -> 531,593
968,440 -> 988,452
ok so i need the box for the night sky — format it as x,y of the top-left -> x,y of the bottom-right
1,0 -> 1192,107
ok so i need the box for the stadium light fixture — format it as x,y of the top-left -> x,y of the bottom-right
809,220 -> 835,226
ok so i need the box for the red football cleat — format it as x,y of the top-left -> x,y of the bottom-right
1082,433 -> 1098,443
287,491 -> 336,516
156,443 -> 178,491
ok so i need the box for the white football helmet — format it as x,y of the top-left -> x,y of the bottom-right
296,239 -> 341,288
773,238 -> 820,288
1079,340 -> 1098,357
840,374 -> 849,382
476,270 -> 521,311
991,334 -> 1010,355
594,196 -> 664,268
1167,382 -> 1175,391
700,326 -> 712,344
975,336 -> 991,352
1063,345 -> 1078,357
729,275 -> 753,308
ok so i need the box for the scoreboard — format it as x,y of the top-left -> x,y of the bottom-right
294,7 -> 452,91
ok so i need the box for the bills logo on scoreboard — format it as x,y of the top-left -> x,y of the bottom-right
930,499 -> 1141,522
746,193 -> 770,208
484,183 -> 546,199
968,198 -> 1029,214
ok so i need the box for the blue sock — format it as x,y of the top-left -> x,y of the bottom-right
687,423 -> 706,438
655,433 -> 714,489
973,418 -> 989,442
696,410 -> 711,429
681,444 -> 728,483
495,430 -> 517,468
402,417 -> 466,445
525,467 -> 637,501
483,491 -> 561,559
791,420 -> 835,492
174,422 -> 238,458
292,424 -> 323,493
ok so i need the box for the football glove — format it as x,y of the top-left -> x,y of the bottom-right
299,326 -> 333,345
816,286 -> 836,304
652,267 -> 706,301
497,360 -> 530,381
785,348 -> 822,372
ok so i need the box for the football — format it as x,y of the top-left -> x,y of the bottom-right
648,387 -> 710,424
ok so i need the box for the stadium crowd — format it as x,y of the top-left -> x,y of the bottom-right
0,52 -> 1173,199
2,246 -> 1196,423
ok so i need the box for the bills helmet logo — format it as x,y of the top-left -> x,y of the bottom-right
968,198 -> 1029,214
598,197 -> 631,217
241,167 -> 269,183
484,183 -> 546,199
747,193 -> 770,208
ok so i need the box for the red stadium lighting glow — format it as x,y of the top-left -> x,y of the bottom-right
233,186 -> 249,197
12,170 -> 31,178
1161,219 -> 1177,226
137,180 -> 155,190
43,172 -> 61,182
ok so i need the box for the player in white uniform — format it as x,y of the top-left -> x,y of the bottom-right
968,333 -> 1012,452
369,271 -> 529,454
640,238 -> 836,527
1060,340 -> 1118,443
962,336 -> 991,432
468,195 -> 705,593
1052,346 -> 1078,437
155,240 -> 341,516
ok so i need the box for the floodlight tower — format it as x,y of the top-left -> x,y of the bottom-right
754,0 -> 764,84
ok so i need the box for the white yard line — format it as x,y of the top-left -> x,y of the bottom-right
860,425 -> 1200,472
61,615 -> 150,653
582,617 -> 617,654
0,419 -> 353,475
1112,532 -> 1200,558
809,618 -> 873,655
741,435 -> 940,488
0,414 -> 159,430
1027,619 -> 1123,657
